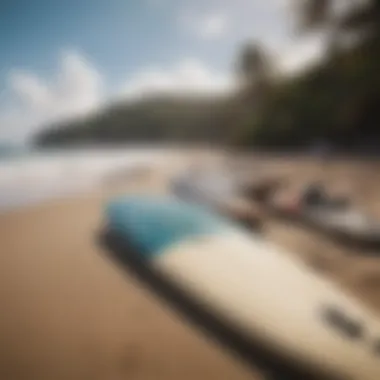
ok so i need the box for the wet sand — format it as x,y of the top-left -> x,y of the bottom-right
1,157 -> 380,380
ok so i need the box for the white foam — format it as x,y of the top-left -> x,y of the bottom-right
0,147 -> 171,212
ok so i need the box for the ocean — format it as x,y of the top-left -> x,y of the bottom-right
0,146 -> 177,212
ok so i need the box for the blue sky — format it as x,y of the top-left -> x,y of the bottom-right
1,0 -> 184,86
0,0 -> 285,81
0,0 -> 324,142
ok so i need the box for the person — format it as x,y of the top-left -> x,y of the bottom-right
244,177 -> 284,204
300,182 -> 350,211
301,182 -> 326,209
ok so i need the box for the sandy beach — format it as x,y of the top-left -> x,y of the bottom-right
1,155 -> 380,380
0,164 -> 257,380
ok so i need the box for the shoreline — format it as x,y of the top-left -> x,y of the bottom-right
0,146 -> 208,215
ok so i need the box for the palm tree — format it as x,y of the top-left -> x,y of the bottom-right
296,0 -> 332,32
295,0 -> 380,36
236,42 -> 274,100
293,0 -> 380,62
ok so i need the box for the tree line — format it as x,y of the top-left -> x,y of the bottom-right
34,0 -> 380,152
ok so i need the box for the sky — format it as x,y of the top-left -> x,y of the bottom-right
0,0 -> 326,143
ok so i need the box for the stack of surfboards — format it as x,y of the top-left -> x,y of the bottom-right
100,195 -> 380,380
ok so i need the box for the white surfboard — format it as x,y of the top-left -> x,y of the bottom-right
306,207 -> 380,241
102,195 -> 380,380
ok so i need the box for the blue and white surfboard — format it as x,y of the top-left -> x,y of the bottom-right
101,195 -> 380,380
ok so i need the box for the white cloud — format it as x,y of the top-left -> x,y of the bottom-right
277,34 -> 326,74
0,50 -> 103,143
198,13 -> 229,40
120,58 -> 233,99
181,10 -> 229,40
10,72 -> 52,109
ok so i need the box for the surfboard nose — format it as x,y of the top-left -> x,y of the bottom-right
105,195 -> 228,258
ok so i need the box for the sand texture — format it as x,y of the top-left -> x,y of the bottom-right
0,156 -> 380,380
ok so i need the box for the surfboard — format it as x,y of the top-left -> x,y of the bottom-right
303,207 -> 380,242
169,167 -> 240,211
271,196 -> 380,249
100,195 -> 380,380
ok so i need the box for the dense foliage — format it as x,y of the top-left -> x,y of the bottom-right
33,94 -> 234,147
234,37 -> 380,150
233,0 -> 380,150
